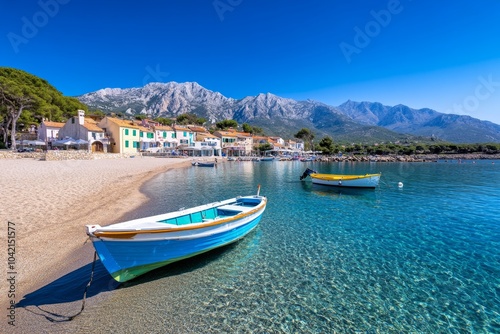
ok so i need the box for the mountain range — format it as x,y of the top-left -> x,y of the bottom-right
77,82 -> 500,143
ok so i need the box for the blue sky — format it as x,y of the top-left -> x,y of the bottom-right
1,0 -> 500,124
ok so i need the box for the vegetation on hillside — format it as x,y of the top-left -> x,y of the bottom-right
215,119 -> 238,130
176,113 -> 206,126
242,123 -> 264,135
0,67 -> 87,149
315,141 -> 500,156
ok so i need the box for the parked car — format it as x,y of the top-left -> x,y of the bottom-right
17,147 -> 34,152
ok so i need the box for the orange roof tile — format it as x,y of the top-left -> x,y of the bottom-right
82,118 -> 103,132
154,125 -> 174,131
197,132 -> 218,140
42,121 -> 65,128
188,126 -> 208,132
106,117 -> 140,128
138,125 -> 154,132
215,131 -> 238,137
173,126 -> 191,132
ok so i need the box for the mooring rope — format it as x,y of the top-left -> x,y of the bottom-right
66,250 -> 97,321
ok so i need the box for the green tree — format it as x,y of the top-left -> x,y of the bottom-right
294,128 -> 314,151
0,75 -> 37,150
242,123 -> 253,133
0,67 -> 88,149
216,119 -> 238,130
155,117 -> 174,126
317,136 -> 335,154
429,144 -> 443,154
176,113 -> 205,125
242,123 -> 264,135
257,142 -> 273,155
253,126 -> 264,135
90,109 -> 106,117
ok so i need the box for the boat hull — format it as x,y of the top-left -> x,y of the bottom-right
192,162 -> 215,167
310,173 -> 381,188
87,196 -> 266,282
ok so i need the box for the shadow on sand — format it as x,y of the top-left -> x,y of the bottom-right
16,242 -> 240,322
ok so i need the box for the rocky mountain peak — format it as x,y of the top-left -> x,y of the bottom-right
77,81 -> 500,143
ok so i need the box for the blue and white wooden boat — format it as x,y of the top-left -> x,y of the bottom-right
85,190 -> 267,282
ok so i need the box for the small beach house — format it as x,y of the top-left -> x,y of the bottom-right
58,110 -> 107,152
97,117 -> 141,154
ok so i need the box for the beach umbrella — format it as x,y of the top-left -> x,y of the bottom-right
53,140 -> 72,146
74,138 -> 88,150
53,138 -> 76,149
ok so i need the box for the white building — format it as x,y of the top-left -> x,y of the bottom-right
58,110 -> 108,152
153,125 -> 178,151
38,120 -> 65,145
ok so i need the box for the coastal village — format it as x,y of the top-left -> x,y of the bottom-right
16,109 -> 304,158
5,109 -> 499,162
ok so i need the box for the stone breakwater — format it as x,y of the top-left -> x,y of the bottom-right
314,153 -> 500,162
1,151 -> 499,161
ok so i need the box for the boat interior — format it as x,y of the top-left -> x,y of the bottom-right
158,197 -> 262,226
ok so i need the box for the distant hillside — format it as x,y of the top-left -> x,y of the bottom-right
336,100 -> 500,143
78,82 -> 500,143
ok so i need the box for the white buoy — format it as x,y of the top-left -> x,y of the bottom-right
398,182 -> 404,188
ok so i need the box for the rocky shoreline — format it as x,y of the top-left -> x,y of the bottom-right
1,150 -> 499,162
314,153 -> 500,162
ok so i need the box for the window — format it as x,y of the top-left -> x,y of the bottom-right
133,130 -> 136,136
183,131 -> 187,137
125,140 -> 129,148
148,133 -> 154,139
172,133 -> 176,138
163,131 -> 166,138
125,129 -> 129,135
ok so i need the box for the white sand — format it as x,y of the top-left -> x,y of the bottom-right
0,156 -> 192,303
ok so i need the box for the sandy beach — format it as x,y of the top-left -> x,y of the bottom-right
0,156 -> 193,331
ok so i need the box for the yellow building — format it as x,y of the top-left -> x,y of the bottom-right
97,117 -> 140,154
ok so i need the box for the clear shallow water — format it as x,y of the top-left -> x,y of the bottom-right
68,160 -> 500,332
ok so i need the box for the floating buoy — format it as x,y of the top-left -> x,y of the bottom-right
398,182 -> 403,188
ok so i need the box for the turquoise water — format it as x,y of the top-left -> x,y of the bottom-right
32,160 -> 500,332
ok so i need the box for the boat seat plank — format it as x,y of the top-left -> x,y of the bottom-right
217,204 -> 252,212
